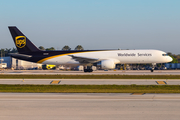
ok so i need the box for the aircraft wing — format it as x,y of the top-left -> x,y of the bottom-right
69,55 -> 100,64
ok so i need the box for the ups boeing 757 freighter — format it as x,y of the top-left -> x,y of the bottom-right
8,26 -> 172,72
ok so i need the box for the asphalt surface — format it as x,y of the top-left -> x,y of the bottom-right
1,70 -> 179,120
0,93 -> 180,120
0,79 -> 179,85
1,70 -> 180,75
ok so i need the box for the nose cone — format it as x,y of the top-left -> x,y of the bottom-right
167,56 -> 173,62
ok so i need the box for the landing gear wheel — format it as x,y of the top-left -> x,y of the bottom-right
88,69 -> 93,72
151,63 -> 156,73
84,69 -> 93,72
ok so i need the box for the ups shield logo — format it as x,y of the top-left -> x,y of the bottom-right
15,36 -> 26,48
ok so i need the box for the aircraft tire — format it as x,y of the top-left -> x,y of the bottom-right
84,69 -> 93,72
88,69 -> 93,72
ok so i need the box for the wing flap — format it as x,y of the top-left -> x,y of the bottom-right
69,55 -> 100,64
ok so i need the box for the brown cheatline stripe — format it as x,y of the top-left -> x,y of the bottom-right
37,50 -> 114,63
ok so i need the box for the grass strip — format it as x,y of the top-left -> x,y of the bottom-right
0,75 -> 180,79
0,84 -> 180,93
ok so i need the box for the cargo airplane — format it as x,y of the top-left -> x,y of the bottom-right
8,26 -> 172,72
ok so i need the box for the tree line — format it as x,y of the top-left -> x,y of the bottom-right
0,48 -> 17,57
0,45 -> 84,57
39,45 -> 84,51
167,52 -> 179,63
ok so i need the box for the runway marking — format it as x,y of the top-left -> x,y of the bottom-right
156,81 -> 167,84
131,93 -> 145,95
50,80 -> 61,84
1,99 -> 180,101
1,79 -> 180,81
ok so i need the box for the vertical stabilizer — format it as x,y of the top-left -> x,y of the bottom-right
8,26 -> 40,54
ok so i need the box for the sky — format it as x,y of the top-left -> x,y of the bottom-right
0,0 -> 180,54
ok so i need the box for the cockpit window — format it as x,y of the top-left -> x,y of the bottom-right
162,54 -> 168,56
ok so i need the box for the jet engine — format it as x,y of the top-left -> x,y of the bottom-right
101,59 -> 116,69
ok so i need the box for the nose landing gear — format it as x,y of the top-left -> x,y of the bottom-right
151,63 -> 156,72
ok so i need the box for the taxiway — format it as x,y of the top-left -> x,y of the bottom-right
0,93 -> 180,120
0,70 -> 180,75
0,79 -> 179,85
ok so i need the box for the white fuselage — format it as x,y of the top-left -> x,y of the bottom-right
41,49 -> 172,65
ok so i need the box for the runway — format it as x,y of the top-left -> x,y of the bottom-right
1,70 -> 180,75
0,93 -> 180,120
0,79 -> 180,85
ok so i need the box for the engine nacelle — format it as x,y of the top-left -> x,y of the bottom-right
101,59 -> 115,69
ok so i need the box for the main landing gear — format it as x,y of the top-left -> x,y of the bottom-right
84,66 -> 93,72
